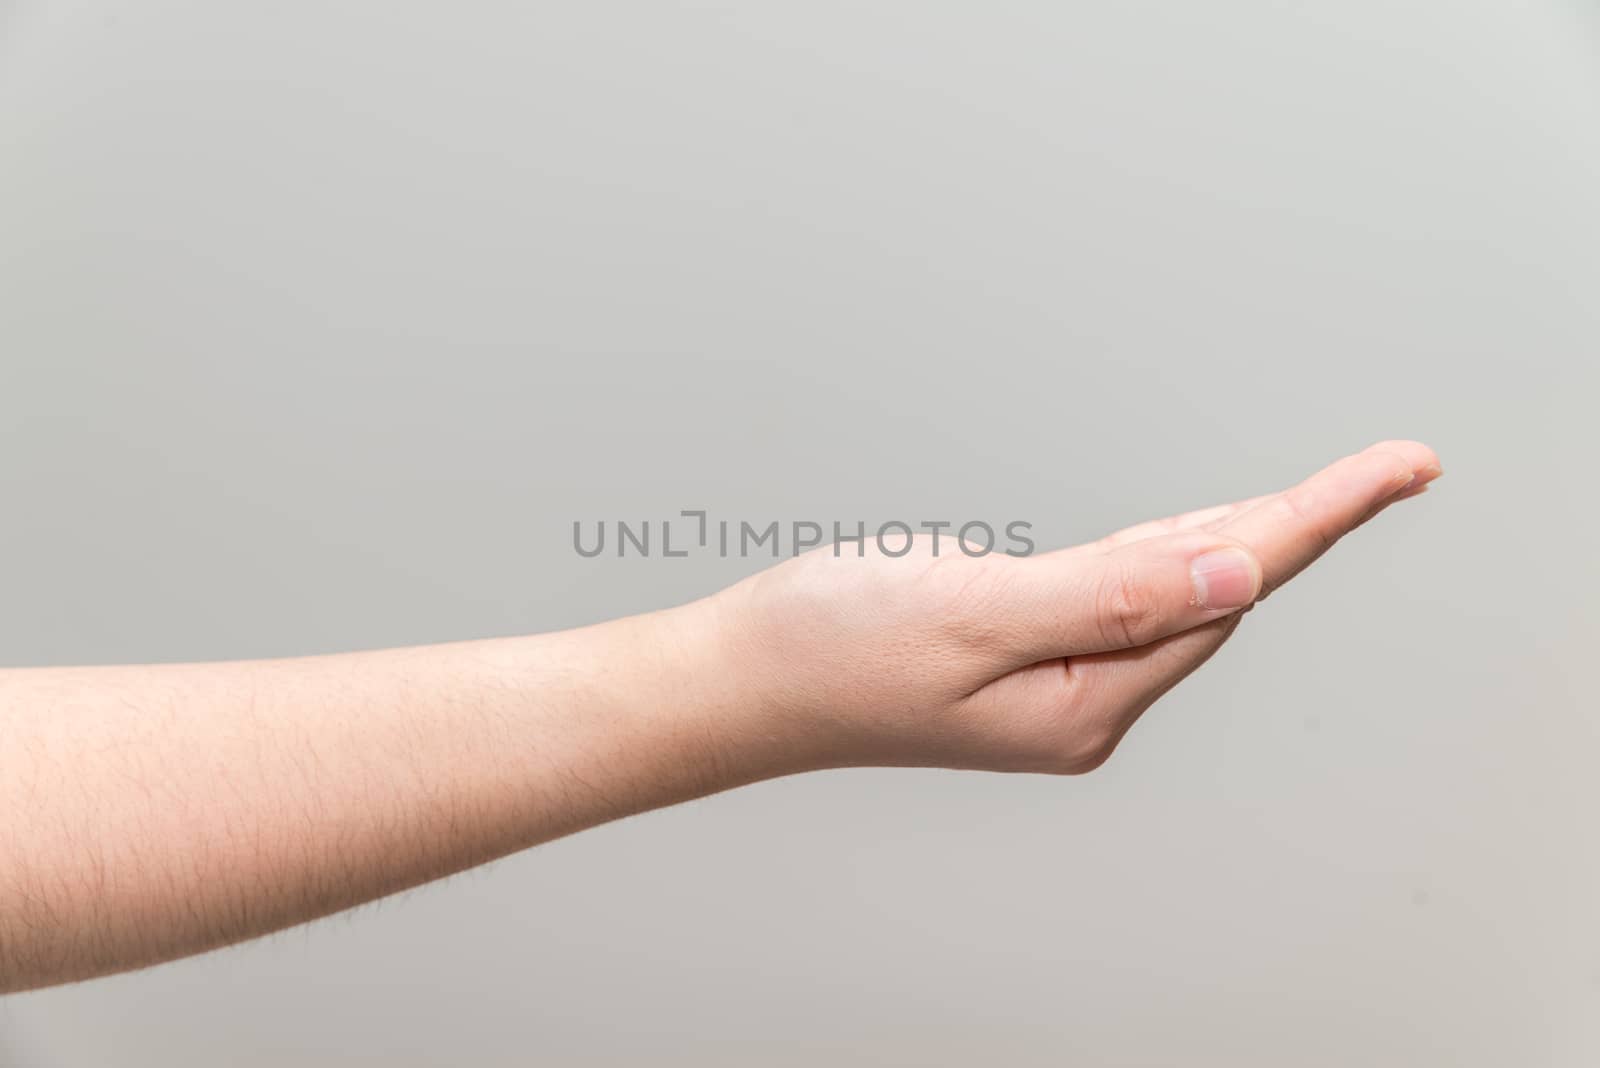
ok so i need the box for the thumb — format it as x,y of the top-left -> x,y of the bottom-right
993,531 -> 1262,667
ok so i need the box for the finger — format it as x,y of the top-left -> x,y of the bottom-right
1382,480 -> 1432,506
1098,440 -> 1442,552
1094,493 -> 1276,551
1037,441 -> 1440,769
996,530 -> 1263,664
1351,450 -> 1442,527
1217,441 -> 1442,538
993,440 -> 1439,664
1214,440 -> 1439,597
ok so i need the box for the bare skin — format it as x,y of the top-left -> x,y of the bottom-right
0,441 -> 1441,993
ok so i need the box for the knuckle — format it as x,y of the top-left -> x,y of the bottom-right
1274,488 -> 1334,551
1094,562 -> 1163,647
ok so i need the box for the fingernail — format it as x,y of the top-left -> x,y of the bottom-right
1190,548 -> 1259,611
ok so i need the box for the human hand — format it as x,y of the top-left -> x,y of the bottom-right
0,440 -> 1441,991
702,441 -> 1441,775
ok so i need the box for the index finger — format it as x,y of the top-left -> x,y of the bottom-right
1215,440 -> 1441,597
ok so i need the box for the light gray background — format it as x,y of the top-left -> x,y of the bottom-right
0,2 -> 1596,1064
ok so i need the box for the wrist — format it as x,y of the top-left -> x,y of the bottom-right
651,587 -> 830,786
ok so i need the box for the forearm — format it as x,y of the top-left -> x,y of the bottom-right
0,597 -> 782,993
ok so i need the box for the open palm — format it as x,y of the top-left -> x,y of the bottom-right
724,440 -> 1442,774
